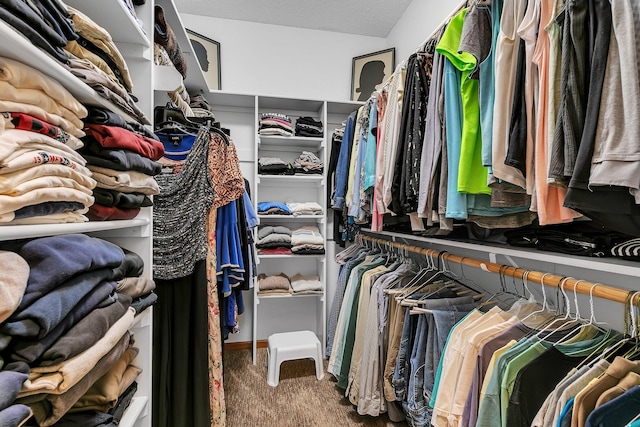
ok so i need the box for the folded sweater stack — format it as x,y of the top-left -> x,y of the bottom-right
256,225 -> 292,255
291,225 -> 325,255
294,116 -> 323,137
258,157 -> 294,175
257,202 -> 291,216
286,202 -> 323,216
289,273 -> 323,295
82,122 -> 163,221
258,113 -> 292,136
257,273 -> 291,295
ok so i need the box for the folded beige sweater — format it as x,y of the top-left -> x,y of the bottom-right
18,308 -> 136,398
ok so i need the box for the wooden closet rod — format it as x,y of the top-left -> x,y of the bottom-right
359,235 -> 639,307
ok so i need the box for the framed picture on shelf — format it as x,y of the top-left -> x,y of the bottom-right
350,48 -> 395,102
186,29 -> 221,90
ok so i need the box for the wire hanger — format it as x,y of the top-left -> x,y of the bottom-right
533,277 -> 578,341
391,249 -> 439,301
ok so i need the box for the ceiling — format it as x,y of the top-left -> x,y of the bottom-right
173,0 -> 413,37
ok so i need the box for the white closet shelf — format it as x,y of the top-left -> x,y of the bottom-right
257,254 -> 325,260
0,219 -> 150,242
258,96 -> 324,113
364,229 -> 640,278
257,175 -> 324,187
326,100 -> 363,116
258,135 -> 324,150
119,396 -> 149,427
256,293 -> 324,300
153,65 -> 184,92
64,0 -> 150,47
0,21 -> 141,124
207,91 -> 256,108
155,0 -> 209,93
258,214 -> 325,221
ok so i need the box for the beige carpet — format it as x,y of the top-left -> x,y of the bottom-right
223,348 -> 408,427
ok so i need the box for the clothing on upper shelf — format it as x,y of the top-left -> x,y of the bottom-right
258,112 -> 293,136
329,0 -> 640,240
154,5 -> 187,79
0,56 -> 87,137
295,116 -> 323,137
66,6 -> 134,94
68,57 -> 149,125
0,0 -> 77,64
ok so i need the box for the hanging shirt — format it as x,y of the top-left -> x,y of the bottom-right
382,63 -> 407,214
491,0 -> 527,189
532,0 -> 581,225
437,8 -> 491,196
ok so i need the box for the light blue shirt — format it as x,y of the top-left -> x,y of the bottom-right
442,58 -> 468,219
364,97 -> 378,192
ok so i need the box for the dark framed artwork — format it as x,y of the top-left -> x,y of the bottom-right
351,48 -> 395,102
186,29 -> 221,90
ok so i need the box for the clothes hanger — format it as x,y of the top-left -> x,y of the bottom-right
515,272 -> 560,328
621,290 -> 640,359
578,290 -> 638,369
155,119 -> 199,135
391,252 -> 437,298
534,277 -> 583,342
553,282 -> 610,348
409,253 -> 485,306
154,104 -> 202,130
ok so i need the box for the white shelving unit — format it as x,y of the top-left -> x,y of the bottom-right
0,1 -> 154,426
251,96 -> 329,364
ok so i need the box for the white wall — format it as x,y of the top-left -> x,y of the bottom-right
386,0 -> 465,63
180,14 -> 387,101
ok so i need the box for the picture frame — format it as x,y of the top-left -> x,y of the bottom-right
186,29 -> 221,90
351,48 -> 395,102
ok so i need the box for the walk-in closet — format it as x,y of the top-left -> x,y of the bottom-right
0,0 -> 639,426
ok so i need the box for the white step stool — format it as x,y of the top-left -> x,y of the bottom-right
267,330 -> 324,387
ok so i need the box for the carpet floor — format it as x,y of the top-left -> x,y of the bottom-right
223,348 -> 409,427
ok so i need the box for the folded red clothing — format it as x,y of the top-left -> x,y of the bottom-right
88,204 -> 140,221
85,124 -> 165,161
257,247 -> 292,255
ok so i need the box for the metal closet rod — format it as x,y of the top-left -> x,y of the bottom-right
359,234 -> 639,307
